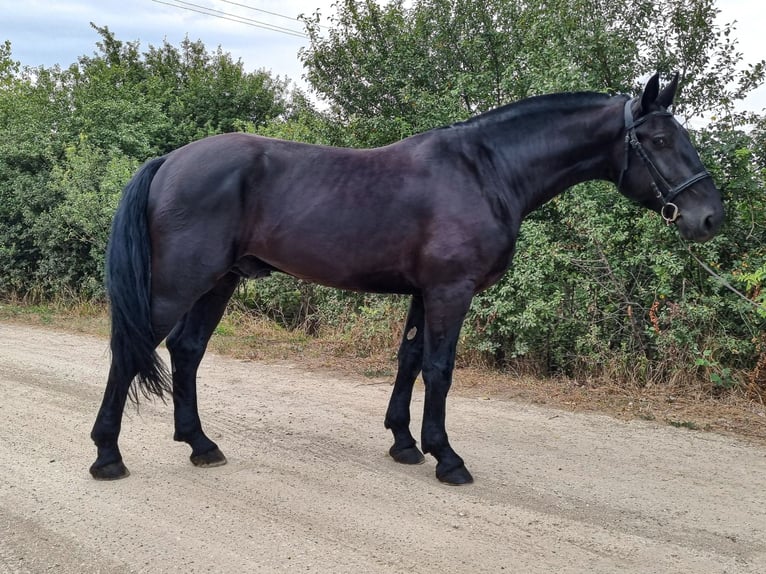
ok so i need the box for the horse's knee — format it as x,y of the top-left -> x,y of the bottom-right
421,359 -> 453,384
166,331 -> 204,366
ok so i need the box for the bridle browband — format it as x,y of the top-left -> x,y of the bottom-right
616,97 -> 712,224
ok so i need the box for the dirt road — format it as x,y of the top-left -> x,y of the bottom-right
1,323 -> 765,573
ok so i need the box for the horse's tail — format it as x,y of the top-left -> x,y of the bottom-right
106,156 -> 171,403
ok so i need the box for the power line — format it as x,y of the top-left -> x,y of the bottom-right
156,0 -> 307,36
218,0 -> 329,29
219,0 -> 302,23
151,0 -> 308,38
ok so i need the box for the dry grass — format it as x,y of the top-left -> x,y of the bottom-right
2,300 -> 765,444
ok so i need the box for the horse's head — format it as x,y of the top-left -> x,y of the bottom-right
615,72 -> 723,242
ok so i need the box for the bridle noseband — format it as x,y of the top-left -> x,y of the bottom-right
616,97 -> 712,224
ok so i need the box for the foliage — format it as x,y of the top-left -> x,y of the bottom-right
0,57 -> 67,294
0,26 -> 296,298
1,4 -> 764,392
32,139 -> 138,297
301,0 -> 762,146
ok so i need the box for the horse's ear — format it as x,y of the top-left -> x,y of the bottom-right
640,72 -> 661,112
656,72 -> 679,109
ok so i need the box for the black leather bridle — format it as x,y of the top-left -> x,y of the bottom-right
616,97 -> 712,223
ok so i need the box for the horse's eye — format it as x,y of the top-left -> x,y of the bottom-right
652,135 -> 668,147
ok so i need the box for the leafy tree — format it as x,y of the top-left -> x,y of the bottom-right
0,53 -> 69,294
65,29 -> 166,159
302,0 -> 764,134
64,25 -> 291,157
301,0 -> 640,144
32,139 -> 137,297
142,32 -> 291,151
0,28 -> 295,298
301,0 -> 538,144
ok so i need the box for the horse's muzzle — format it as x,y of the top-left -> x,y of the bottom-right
676,202 -> 724,243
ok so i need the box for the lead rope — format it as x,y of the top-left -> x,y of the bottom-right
683,241 -> 765,312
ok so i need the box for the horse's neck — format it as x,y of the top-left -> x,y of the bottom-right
479,97 -> 624,218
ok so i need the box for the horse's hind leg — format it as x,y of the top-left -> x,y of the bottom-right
90,364 -> 139,479
91,323 -> 176,480
384,295 -> 426,465
90,272 -> 231,480
166,272 -> 239,468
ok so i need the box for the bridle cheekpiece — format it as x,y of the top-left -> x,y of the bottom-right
616,97 -> 712,224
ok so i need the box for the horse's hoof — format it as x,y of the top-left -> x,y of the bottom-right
190,447 -> 227,468
90,460 -> 130,480
389,445 -> 425,465
436,464 -> 474,485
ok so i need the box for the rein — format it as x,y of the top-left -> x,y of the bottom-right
684,242 -> 766,313
616,97 -> 712,224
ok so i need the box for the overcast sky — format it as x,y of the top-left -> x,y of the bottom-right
2,0 -> 764,113
1,0 -> 335,97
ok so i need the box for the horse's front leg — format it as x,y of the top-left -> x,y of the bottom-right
385,295 -> 426,465
420,285 -> 474,485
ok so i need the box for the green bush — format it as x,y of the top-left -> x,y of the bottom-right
1,8 -> 764,392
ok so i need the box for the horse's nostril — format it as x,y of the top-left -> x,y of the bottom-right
701,206 -> 724,237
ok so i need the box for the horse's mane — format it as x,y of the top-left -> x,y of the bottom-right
440,91 -> 617,131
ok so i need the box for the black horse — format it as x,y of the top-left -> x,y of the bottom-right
91,73 -> 723,484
